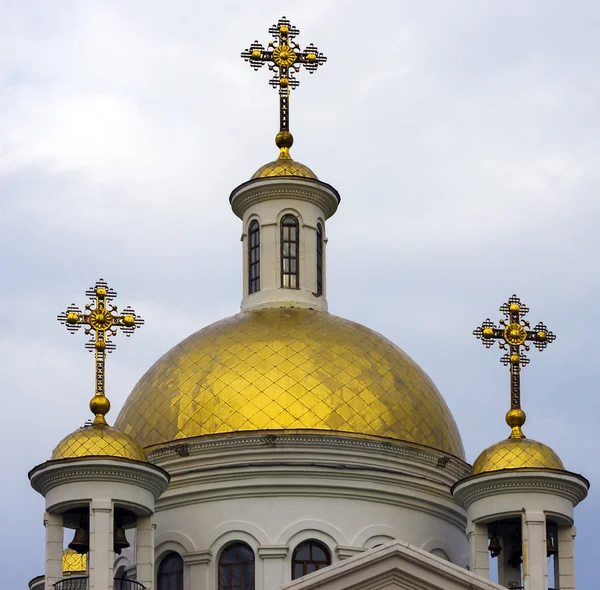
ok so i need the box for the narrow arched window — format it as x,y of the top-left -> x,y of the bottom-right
281,215 -> 299,289
219,542 -> 255,590
248,221 -> 260,294
292,540 -> 331,580
316,223 -> 323,296
157,552 -> 184,590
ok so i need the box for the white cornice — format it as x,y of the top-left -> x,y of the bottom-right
148,432 -> 470,484
452,470 -> 589,509
230,179 -> 340,219
148,434 -> 468,530
29,458 -> 170,499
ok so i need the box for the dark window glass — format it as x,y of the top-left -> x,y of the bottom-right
281,215 -> 299,289
248,221 -> 260,294
316,223 -> 323,296
219,543 -> 255,590
157,553 -> 184,590
291,541 -> 331,580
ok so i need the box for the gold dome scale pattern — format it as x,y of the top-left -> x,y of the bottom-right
471,437 -> 564,475
115,308 -> 464,458
251,159 -> 318,180
51,424 -> 147,462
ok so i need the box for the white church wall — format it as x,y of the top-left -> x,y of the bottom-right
149,433 -> 470,590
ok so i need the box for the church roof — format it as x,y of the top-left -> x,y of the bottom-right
251,156 -> 318,179
51,423 -> 147,462
471,436 -> 564,475
115,308 -> 464,458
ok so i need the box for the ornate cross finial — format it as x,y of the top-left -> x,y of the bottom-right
473,295 -> 555,439
57,279 -> 144,426
241,16 -> 327,160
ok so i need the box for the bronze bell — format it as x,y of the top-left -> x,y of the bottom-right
488,536 -> 502,557
547,535 -> 558,557
113,526 -> 130,555
68,526 -> 89,555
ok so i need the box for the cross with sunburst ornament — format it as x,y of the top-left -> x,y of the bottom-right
241,16 -> 326,156
473,295 -> 555,438
57,279 -> 144,425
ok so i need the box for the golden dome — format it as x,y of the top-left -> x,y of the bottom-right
251,158 -> 318,180
51,423 -> 147,462
115,308 -> 464,457
471,437 -> 564,475
63,549 -> 86,573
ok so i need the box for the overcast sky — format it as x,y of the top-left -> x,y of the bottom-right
1,1 -> 599,587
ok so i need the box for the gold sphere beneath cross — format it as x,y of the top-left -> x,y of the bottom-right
506,408 -> 526,428
90,395 -> 110,417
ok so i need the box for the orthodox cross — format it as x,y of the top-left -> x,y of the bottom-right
241,16 -> 326,156
473,295 -> 555,438
57,279 -> 144,425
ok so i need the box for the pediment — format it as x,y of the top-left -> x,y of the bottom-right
277,540 -> 503,590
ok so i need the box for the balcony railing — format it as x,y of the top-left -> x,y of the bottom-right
114,579 -> 146,590
53,578 -> 87,590
53,577 -> 145,590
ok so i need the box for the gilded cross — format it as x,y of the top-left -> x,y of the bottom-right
241,16 -> 326,157
473,295 -> 555,438
57,279 -> 144,425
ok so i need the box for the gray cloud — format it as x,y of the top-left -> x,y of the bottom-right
1,1 -> 598,587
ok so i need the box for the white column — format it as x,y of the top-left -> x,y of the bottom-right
44,512 -> 64,589
184,550 -> 212,590
522,511 -> 547,590
258,546 -> 288,590
136,516 -> 155,589
468,522 -> 490,579
89,499 -> 114,590
556,526 -> 576,590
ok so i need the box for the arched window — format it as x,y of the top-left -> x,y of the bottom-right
281,215 -> 299,289
218,542 -> 255,590
248,221 -> 260,294
157,553 -> 183,590
316,223 -> 323,296
292,540 -> 331,580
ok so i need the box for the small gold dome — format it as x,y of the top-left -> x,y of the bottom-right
63,549 -> 86,573
471,437 -> 564,475
51,423 -> 147,462
251,159 -> 318,180
115,308 -> 464,457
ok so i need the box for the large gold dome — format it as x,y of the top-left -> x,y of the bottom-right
115,308 -> 464,458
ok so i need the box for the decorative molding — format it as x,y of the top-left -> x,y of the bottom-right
29,458 -> 169,499
452,471 -> 589,509
258,545 -> 289,559
230,181 -> 340,220
183,550 -> 213,566
148,432 -> 470,481
336,545 -> 365,560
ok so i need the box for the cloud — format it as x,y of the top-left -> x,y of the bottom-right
1,1 -> 598,587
